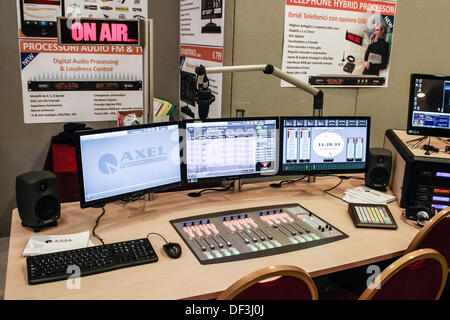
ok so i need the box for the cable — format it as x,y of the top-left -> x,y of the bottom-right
323,177 -> 349,203
187,184 -> 233,197
331,174 -> 365,181
147,232 -> 169,244
92,206 -> 106,245
120,194 -> 145,203
269,175 -> 307,188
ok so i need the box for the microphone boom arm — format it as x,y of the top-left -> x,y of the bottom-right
195,64 -> 324,117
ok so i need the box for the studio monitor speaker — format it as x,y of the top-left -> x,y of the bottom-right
16,170 -> 61,232
365,148 -> 392,191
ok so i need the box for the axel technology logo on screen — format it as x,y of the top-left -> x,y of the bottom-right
98,147 -> 168,175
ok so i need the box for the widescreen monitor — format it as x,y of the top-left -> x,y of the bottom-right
76,122 -> 182,208
183,118 -> 279,183
280,117 -> 370,175
407,73 -> 450,138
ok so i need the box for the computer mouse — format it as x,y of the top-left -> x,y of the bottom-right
163,242 -> 182,259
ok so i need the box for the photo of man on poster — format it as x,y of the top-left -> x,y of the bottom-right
363,21 -> 390,76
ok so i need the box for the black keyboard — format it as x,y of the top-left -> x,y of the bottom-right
27,238 -> 158,285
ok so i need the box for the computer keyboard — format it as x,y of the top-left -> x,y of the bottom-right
26,238 -> 158,285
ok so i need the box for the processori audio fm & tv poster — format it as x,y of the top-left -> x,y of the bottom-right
16,0 -> 147,123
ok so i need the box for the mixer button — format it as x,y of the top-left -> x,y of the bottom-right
264,241 -> 274,249
256,243 -> 266,250
271,240 -> 282,247
203,252 -> 214,260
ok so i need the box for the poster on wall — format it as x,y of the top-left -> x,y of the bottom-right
179,44 -> 223,120
16,0 -> 147,123
180,0 -> 225,48
281,0 -> 397,87
20,39 -> 143,123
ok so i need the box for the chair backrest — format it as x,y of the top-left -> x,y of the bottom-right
359,248 -> 448,300
216,265 -> 318,300
406,207 -> 450,271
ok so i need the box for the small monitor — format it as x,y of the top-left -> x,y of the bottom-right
280,117 -> 370,175
407,73 -> 450,138
76,122 -> 182,208
183,117 -> 279,183
201,0 -> 223,20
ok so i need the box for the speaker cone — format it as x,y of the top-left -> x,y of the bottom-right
35,195 -> 59,221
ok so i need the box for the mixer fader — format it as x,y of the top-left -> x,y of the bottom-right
170,204 -> 348,264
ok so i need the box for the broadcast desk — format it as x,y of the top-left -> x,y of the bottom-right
4,176 -> 421,300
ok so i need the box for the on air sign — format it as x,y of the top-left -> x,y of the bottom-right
57,17 -> 144,46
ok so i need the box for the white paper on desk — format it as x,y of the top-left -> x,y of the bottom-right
344,186 -> 396,204
343,193 -> 382,204
23,231 -> 90,256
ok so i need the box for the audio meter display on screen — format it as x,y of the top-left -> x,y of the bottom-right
281,117 -> 370,174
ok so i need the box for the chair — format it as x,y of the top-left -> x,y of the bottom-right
359,248 -> 448,300
405,207 -> 450,270
216,265 -> 318,300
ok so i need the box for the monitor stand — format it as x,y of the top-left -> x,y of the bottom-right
202,19 -> 221,33
144,193 -> 154,202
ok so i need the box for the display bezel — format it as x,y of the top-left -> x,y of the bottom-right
75,121 -> 183,208
181,117 -> 280,184
279,116 -> 371,176
406,73 -> 450,138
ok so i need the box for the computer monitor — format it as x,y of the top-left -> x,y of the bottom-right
407,73 -> 450,138
280,116 -> 370,175
76,122 -> 182,208
183,117 -> 279,183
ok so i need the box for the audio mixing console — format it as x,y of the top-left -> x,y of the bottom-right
170,204 -> 348,264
